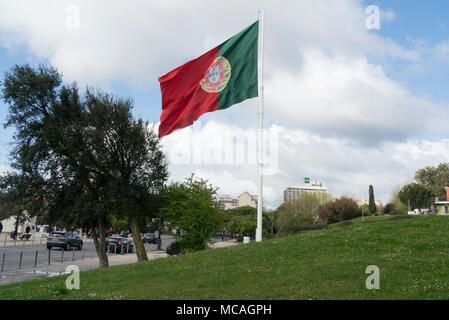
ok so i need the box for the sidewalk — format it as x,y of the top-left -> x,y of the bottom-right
0,239 -> 238,286
0,249 -> 168,286
209,239 -> 238,249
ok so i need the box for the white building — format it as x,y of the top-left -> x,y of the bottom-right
284,179 -> 327,203
0,211 -> 38,234
217,194 -> 239,210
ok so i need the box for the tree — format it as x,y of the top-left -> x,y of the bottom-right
415,163 -> 449,201
359,204 -> 370,218
383,203 -> 395,215
223,206 -> 272,240
317,196 -> 360,224
388,186 -> 409,215
275,192 -> 332,235
1,64 -> 168,266
398,183 -> 433,210
111,219 -> 129,231
1,64 -> 112,267
84,91 -> 168,262
0,172 -> 42,237
264,209 -> 277,236
368,185 -> 376,215
161,175 -> 224,252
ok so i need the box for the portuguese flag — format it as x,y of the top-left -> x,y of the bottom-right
158,21 -> 259,137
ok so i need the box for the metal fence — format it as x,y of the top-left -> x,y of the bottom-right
0,243 -> 131,272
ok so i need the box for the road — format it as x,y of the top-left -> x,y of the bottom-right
0,238 -> 175,272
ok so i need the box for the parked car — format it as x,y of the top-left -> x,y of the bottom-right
142,233 -> 157,244
120,230 -> 130,238
106,236 -> 134,253
47,231 -> 83,250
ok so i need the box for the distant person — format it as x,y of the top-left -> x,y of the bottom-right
0,221 -> 3,234
25,225 -> 31,234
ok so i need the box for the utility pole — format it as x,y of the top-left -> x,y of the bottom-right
256,10 -> 265,242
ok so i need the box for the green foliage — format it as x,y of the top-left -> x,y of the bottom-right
415,163 -> 449,200
225,206 -> 255,237
161,175 -> 224,252
368,185 -> 376,214
1,64 -> 168,266
399,183 -> 433,210
275,192 -> 332,235
166,241 -> 184,256
224,206 -> 272,240
318,196 -> 361,224
383,203 -> 395,215
5,216 -> 449,299
227,206 -> 257,216
389,188 -> 409,215
111,219 -> 129,231
359,204 -> 370,217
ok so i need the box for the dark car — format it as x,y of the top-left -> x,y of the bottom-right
142,233 -> 157,244
120,230 -> 130,238
47,231 -> 83,250
106,236 -> 134,253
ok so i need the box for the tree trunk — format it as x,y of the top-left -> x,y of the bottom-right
93,221 -> 109,268
129,216 -> 148,262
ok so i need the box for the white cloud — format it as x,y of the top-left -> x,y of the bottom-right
265,50 -> 446,144
1,0 -> 449,210
160,121 -> 449,209
0,0 -> 418,87
0,0 -> 430,144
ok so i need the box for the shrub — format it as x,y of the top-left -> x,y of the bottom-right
359,204 -> 370,217
383,203 -> 395,215
161,175 -> 224,252
226,206 -> 272,239
275,192 -> 333,235
398,183 -> 433,210
166,241 -> 184,256
318,197 -> 360,224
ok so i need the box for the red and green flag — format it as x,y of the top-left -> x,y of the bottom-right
158,21 -> 259,137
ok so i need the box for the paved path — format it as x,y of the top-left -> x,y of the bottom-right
0,239 -> 175,272
0,239 -> 239,287
0,249 -> 168,286
210,239 -> 238,248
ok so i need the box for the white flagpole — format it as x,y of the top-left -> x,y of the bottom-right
256,10 -> 264,242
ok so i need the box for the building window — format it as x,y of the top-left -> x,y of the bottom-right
445,206 -> 448,214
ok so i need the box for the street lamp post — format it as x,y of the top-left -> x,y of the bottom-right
157,216 -> 163,250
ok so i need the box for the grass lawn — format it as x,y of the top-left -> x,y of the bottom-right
1,215 -> 449,300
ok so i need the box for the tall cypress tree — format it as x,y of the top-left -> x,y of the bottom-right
369,185 -> 377,215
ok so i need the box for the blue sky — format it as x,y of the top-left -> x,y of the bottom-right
365,0 -> 449,103
1,0 -> 449,208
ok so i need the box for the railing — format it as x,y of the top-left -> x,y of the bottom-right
0,243 -> 131,273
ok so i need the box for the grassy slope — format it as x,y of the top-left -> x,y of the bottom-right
1,215 -> 449,300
